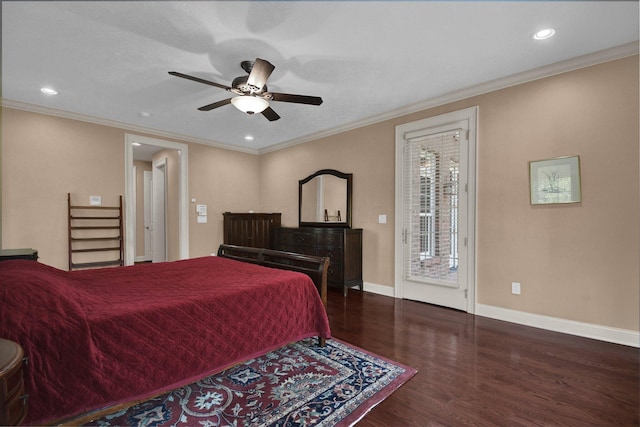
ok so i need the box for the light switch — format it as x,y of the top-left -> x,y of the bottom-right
197,215 -> 207,224
89,196 -> 102,206
512,282 -> 521,295
378,214 -> 387,224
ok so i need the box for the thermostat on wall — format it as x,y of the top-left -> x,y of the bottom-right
89,196 -> 102,206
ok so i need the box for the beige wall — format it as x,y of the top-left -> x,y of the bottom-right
475,58 -> 638,330
1,108 -> 260,268
2,109 -> 125,268
187,142 -> 260,257
260,56 -> 639,331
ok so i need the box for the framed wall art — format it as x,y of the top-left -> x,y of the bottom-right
529,155 -> 581,205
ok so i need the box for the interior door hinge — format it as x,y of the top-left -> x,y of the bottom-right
466,129 -> 470,140
464,237 -> 468,247
464,289 -> 468,298
403,228 -> 408,244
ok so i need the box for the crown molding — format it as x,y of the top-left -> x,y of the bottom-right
259,41 -> 639,154
2,42 -> 637,156
0,99 -> 260,155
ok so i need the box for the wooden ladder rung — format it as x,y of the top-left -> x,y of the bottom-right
70,237 -> 122,242
70,216 -> 120,220
71,226 -> 120,230
69,205 -> 120,210
71,247 -> 121,253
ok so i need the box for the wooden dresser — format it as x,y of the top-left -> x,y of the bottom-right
0,339 -> 27,426
223,212 -> 282,249
274,227 -> 363,296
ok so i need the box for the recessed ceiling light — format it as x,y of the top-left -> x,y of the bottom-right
244,135 -> 254,141
139,111 -> 152,118
40,87 -> 58,95
533,28 -> 556,40
132,142 -> 142,147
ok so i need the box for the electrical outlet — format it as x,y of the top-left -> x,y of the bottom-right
511,282 -> 521,295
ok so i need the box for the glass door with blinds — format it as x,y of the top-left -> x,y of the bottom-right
395,108 -> 477,312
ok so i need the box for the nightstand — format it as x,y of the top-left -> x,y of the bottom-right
0,338 -> 28,425
0,249 -> 38,262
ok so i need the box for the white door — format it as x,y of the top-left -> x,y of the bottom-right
152,158 -> 167,263
395,107 -> 477,312
125,134 -> 189,266
143,170 -> 153,261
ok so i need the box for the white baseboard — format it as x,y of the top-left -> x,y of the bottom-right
359,284 -> 639,348
363,282 -> 395,297
476,304 -> 639,348
135,256 -> 151,263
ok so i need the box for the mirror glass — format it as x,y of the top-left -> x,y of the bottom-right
299,169 -> 352,228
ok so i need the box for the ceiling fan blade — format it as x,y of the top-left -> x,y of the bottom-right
169,71 -> 231,90
270,92 -> 323,105
198,98 -> 232,111
247,58 -> 275,91
261,107 -> 280,121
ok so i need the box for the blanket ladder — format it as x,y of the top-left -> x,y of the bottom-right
67,193 -> 124,270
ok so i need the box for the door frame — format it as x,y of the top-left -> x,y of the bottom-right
394,106 -> 478,313
124,134 -> 189,265
143,170 -> 153,261
152,157 -> 168,263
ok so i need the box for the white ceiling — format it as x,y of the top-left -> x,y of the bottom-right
2,1 -> 638,154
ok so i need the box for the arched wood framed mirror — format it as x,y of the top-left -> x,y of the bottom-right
299,169 -> 352,228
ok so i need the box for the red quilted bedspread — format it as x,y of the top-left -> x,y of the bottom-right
0,257 -> 331,425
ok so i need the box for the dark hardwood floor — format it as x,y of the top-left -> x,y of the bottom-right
325,288 -> 639,426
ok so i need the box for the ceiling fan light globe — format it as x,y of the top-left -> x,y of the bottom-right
231,96 -> 269,114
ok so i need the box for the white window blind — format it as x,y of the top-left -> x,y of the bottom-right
404,129 -> 461,285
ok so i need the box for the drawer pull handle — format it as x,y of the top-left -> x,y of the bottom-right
20,394 -> 29,404
22,356 -> 29,366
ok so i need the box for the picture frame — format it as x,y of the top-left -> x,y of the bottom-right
529,155 -> 581,205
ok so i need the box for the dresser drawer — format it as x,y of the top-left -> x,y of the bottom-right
274,229 -> 291,247
317,231 -> 343,248
327,262 -> 344,282
292,230 -> 316,248
317,247 -> 341,262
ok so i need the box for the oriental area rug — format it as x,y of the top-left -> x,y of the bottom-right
85,338 -> 416,427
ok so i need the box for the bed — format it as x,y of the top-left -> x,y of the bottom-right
0,245 -> 331,425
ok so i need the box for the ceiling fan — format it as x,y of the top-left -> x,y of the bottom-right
169,58 -> 323,121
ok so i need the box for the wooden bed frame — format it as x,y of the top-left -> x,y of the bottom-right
59,246 -> 329,426
217,244 -> 329,311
